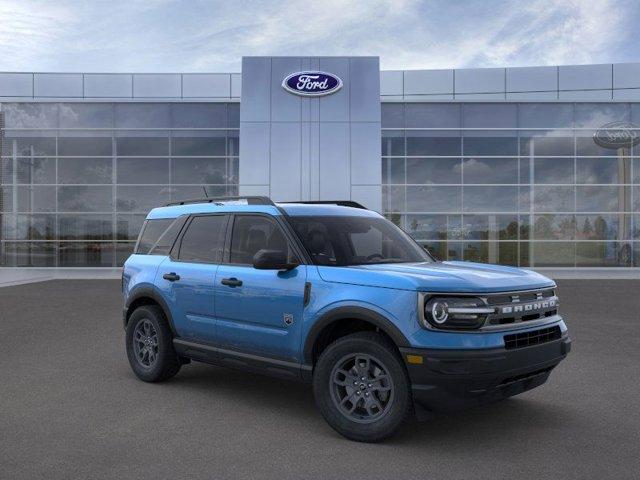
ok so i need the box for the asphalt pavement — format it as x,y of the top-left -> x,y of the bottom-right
1,279 -> 638,479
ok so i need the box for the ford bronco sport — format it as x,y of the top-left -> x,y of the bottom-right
122,196 -> 571,442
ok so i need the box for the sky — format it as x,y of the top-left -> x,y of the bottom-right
0,0 -> 638,73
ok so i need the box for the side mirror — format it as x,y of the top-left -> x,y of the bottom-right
253,249 -> 298,271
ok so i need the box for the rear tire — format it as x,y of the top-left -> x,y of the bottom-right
126,305 -> 181,382
313,331 -> 412,442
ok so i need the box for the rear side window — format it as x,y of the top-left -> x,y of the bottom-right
177,215 -> 227,263
135,219 -> 174,254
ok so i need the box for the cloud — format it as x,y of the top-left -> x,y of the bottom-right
0,0 -> 636,72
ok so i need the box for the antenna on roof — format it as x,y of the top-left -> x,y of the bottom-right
202,187 -> 209,198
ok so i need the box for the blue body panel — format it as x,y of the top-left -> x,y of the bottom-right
124,203 -> 566,363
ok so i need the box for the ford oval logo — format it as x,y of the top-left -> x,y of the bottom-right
282,71 -> 343,97
593,121 -> 640,149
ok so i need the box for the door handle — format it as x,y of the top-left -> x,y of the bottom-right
163,272 -> 181,282
221,277 -> 243,287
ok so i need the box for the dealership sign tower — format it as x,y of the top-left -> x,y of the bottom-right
239,57 -> 382,210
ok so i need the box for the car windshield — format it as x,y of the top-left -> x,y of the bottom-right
288,215 -> 433,266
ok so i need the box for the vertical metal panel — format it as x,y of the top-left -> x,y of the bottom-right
84,74 -> 132,98
133,74 -> 181,97
240,57 -> 271,122
182,74 -> 231,98
559,64 -> 611,91
270,57 -> 302,122
455,68 -> 504,94
380,71 -> 403,96
351,122 -> 381,185
238,122 -> 270,186
34,74 -> 83,97
231,74 -> 242,98
0,73 -> 33,97
319,122 -> 350,199
506,66 -> 557,92
319,57 -> 350,122
351,185 -> 382,212
404,69 -> 454,95
270,122 -> 302,201
613,63 -> 640,89
349,57 -> 381,122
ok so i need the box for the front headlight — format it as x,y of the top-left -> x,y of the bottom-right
422,296 -> 494,330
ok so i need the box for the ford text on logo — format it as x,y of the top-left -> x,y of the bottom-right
593,121 -> 640,149
282,71 -> 343,97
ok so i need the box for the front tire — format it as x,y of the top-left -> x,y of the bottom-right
313,332 -> 412,442
126,305 -> 181,382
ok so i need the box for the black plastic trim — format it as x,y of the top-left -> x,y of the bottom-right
302,306 -> 411,364
124,287 -> 178,336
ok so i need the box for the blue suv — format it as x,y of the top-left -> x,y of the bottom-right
122,196 -> 571,442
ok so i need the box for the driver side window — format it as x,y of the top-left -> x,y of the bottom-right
229,215 -> 297,265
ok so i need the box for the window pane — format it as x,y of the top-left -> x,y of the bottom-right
462,215 -> 519,240
227,130 -> 239,157
114,104 -> 170,128
463,186 -> 518,213
576,214 -> 629,241
171,158 -> 227,184
229,215 -> 291,264
576,135 -> 627,156
407,158 -> 461,184
576,242 -> 631,267
534,158 -> 574,184
58,103 -> 113,128
170,185 -> 231,202
116,158 -> 169,184
116,243 -> 136,266
116,214 -> 146,240
576,157 -> 629,184
382,158 -> 405,184
518,104 -> 574,129
170,103 -> 227,128
17,186 -> 56,212
531,242 -> 575,267
533,214 -> 576,240
58,158 -> 112,184
463,241 -> 518,266
463,104 -> 516,128
533,186 -> 575,212
136,218 -> 174,253
574,103 -> 630,128
58,137 -> 113,156
3,136 -> 56,156
406,214 -> 462,241
407,186 -> 462,213
519,134 -> 574,156
407,132 -> 461,156
463,135 -> 518,156
179,214 -> 227,263
16,157 -> 56,184
1,242 -> 56,267
58,214 -> 113,240
420,241 -> 463,261
58,186 -> 113,212
116,186 -> 171,213
116,136 -> 168,156
576,186 -> 630,212
463,158 -> 517,184
1,186 -> 13,211
58,242 -> 114,267
1,157 -> 12,183
406,104 -> 460,128
228,104 -> 240,127
12,214 -> 55,240
171,134 -> 226,156
382,186 -> 405,212
381,131 -> 404,156
381,103 -> 404,128
2,103 -> 58,128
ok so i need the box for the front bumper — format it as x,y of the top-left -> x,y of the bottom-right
400,333 -> 571,419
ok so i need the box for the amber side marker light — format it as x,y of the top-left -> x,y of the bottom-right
406,355 -> 423,365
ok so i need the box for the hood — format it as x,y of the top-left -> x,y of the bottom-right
316,261 -> 555,293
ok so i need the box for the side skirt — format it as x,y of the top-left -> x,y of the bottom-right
173,338 -> 313,382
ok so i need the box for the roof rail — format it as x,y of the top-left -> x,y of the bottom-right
165,196 -> 275,207
279,200 -> 368,210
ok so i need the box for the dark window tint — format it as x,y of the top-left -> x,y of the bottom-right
136,218 -> 174,254
290,215 -> 431,266
178,215 -> 227,263
150,216 -> 187,255
229,215 -> 292,264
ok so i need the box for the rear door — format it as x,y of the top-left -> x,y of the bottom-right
157,214 -> 229,343
214,214 -> 307,361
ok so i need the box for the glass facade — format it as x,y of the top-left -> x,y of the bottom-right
382,103 -> 640,268
0,102 -> 239,267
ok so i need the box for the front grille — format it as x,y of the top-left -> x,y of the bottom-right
485,289 -> 558,327
504,326 -> 561,350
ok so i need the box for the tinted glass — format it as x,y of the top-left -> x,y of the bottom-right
229,215 -> 291,264
179,215 -> 227,263
136,218 -> 174,254
58,158 -> 113,184
290,215 -> 431,266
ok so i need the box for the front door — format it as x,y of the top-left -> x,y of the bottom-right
214,214 -> 307,362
